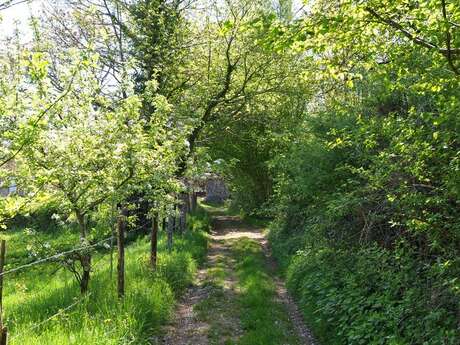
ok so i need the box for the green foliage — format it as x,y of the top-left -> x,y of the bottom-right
2,0 -> 460,342
268,76 -> 460,344
127,0 -> 183,95
286,247 -> 460,345
247,1 -> 460,344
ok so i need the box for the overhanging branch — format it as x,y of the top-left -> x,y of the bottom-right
365,6 -> 460,75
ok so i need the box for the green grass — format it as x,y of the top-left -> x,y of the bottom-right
2,210 -> 209,344
200,200 -> 230,216
232,238 -> 300,345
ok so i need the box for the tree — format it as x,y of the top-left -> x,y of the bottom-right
0,0 -> 29,11
16,49 -> 150,293
0,31 -> 83,230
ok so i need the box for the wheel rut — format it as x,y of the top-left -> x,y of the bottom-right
157,214 -> 316,345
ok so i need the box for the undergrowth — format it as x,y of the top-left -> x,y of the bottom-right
283,245 -> 460,345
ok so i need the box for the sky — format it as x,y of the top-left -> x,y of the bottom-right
0,0 -> 307,42
0,0 -> 44,41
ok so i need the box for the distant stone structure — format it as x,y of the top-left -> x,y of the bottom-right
204,177 -> 229,204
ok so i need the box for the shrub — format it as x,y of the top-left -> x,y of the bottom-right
286,246 -> 460,345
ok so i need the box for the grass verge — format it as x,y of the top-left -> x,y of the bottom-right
4,209 -> 209,345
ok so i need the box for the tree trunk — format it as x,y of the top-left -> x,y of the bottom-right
191,192 -> 197,211
80,254 -> 91,294
150,214 -> 158,270
76,211 -> 91,294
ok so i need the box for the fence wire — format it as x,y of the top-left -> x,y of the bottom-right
9,293 -> 92,341
0,236 -> 114,277
1,214 -> 162,342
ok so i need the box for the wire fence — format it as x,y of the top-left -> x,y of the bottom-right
2,215 -> 157,279
0,194 -> 196,343
0,216 -> 156,342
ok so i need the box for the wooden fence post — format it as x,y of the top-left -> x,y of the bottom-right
191,192 -> 197,211
167,215 -> 174,253
179,193 -> 187,233
173,202 -> 177,232
150,213 -> 158,270
117,208 -> 126,298
110,203 -> 116,279
0,240 -> 8,345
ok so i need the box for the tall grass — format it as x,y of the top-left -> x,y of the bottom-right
3,211 -> 209,344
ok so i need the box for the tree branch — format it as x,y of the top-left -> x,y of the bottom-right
176,33 -> 238,176
0,0 -> 30,11
82,166 -> 134,215
365,7 -> 460,59
441,0 -> 460,75
0,68 -> 79,169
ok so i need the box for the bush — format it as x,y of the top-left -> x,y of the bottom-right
266,81 -> 460,344
286,246 -> 460,345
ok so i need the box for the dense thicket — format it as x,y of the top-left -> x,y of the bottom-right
212,2 -> 460,344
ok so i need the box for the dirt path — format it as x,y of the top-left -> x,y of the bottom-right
259,236 -> 317,345
158,214 -> 316,345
